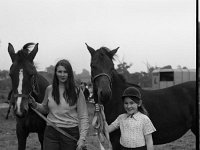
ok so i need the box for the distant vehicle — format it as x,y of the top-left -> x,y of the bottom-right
152,68 -> 196,89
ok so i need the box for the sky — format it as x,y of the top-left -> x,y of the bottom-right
0,0 -> 196,74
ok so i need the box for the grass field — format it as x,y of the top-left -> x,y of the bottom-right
0,101 -> 196,150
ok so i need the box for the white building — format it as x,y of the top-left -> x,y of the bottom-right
152,68 -> 196,89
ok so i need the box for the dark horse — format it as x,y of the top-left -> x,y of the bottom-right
86,44 -> 196,150
8,43 -> 49,150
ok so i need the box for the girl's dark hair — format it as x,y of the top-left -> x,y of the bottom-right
52,59 -> 78,106
138,104 -> 149,116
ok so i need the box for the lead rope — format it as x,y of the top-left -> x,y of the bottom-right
92,104 -> 113,150
31,107 -> 78,142
31,101 -> 105,150
32,107 -> 102,150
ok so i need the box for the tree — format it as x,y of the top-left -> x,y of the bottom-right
46,65 -> 54,74
116,62 -> 132,74
0,70 -> 9,79
76,69 -> 90,83
116,61 -> 132,81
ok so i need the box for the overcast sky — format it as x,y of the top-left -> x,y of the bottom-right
0,0 -> 196,73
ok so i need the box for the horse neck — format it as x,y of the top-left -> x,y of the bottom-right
103,71 -> 127,123
32,73 -> 49,103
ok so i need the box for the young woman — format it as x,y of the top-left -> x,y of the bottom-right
96,87 -> 156,150
30,59 -> 89,150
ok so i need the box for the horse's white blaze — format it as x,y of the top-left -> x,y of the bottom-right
16,69 -> 23,115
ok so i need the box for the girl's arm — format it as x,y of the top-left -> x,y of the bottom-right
107,123 -> 117,133
95,103 -> 119,133
144,133 -> 154,150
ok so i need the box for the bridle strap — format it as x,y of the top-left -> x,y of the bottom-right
31,74 -> 39,95
14,94 -> 29,99
92,73 -> 112,88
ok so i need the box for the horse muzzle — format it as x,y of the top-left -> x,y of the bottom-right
97,87 -> 112,104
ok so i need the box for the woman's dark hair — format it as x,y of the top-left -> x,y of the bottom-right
52,59 -> 78,106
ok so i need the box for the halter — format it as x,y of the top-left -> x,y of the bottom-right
92,73 -> 112,88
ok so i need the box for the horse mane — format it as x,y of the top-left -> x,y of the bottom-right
98,46 -> 141,89
116,72 -> 127,82
112,70 -> 141,89
16,43 -> 35,63
126,81 -> 141,89
22,42 -> 35,50
100,46 -> 117,61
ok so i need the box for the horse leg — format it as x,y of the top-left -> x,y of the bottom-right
5,89 -> 13,119
38,131 -> 44,150
191,116 -> 197,136
5,104 -> 11,119
16,124 -> 28,150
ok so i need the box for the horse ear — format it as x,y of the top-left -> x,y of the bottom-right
8,43 -> 15,62
85,43 -> 95,56
110,47 -> 119,57
28,43 -> 38,61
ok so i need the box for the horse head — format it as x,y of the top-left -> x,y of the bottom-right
8,43 -> 39,118
86,43 -> 119,105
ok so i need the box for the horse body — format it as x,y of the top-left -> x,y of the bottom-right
86,44 -> 196,150
8,43 -> 49,150
141,81 -> 196,144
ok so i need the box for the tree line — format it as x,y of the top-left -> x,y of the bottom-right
0,61 -> 187,91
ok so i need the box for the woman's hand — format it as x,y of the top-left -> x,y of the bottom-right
76,139 -> 86,150
29,95 -> 37,109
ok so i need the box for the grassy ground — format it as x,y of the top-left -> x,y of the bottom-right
0,96 -> 196,150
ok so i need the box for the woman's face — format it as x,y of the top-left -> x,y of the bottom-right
123,97 -> 139,115
56,65 -> 68,84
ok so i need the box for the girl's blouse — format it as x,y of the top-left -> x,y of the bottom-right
110,112 -> 156,148
36,85 -> 89,141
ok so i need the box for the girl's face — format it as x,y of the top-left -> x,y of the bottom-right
56,65 -> 68,84
123,97 -> 139,115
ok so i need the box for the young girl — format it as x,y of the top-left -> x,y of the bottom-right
96,87 -> 156,150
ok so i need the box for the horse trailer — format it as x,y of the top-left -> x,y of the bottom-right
152,68 -> 196,89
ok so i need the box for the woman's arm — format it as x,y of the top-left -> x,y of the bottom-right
77,89 -> 89,141
144,134 -> 154,150
34,85 -> 50,114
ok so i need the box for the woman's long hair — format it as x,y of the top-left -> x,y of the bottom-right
52,59 -> 78,106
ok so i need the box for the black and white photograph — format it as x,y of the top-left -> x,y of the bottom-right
0,0 -> 196,150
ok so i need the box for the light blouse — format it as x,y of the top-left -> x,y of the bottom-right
109,112 -> 156,148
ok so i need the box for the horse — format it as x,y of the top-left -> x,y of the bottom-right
8,43 -> 49,150
85,44 -> 196,150
5,89 -> 14,119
